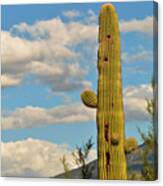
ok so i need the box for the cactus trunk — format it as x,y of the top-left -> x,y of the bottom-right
81,3 -> 127,180
97,4 -> 127,180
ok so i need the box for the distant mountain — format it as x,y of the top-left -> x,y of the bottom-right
54,144 -> 154,179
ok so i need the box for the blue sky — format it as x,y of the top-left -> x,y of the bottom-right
1,1 -> 156,150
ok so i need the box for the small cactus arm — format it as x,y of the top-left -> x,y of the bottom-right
81,4 -> 127,179
81,90 -> 97,108
125,137 -> 138,154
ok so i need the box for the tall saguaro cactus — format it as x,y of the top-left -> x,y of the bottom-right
81,4 -> 127,179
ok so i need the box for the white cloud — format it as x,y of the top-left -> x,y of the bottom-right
1,138 -> 97,177
1,30 -> 79,89
1,17 -> 97,90
122,50 -> 153,63
10,17 -> 97,45
120,16 -> 154,35
2,103 -> 96,130
29,61 -> 92,92
1,15 -> 154,90
2,84 -> 152,130
63,10 -> 80,19
1,74 -> 21,87
123,84 -> 153,121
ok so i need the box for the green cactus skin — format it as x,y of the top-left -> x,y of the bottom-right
81,90 -> 97,108
97,4 -> 127,180
81,4 -> 127,180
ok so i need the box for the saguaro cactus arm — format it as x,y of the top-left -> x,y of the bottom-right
81,90 -> 97,108
125,137 -> 138,154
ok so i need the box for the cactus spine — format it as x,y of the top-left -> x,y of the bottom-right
81,4 -> 127,179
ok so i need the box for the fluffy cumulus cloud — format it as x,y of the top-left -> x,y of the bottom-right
1,14 -> 155,89
1,17 -> 98,90
120,16 -> 154,35
2,103 -> 96,130
1,74 -> 21,87
1,138 -> 97,177
2,84 -> 152,130
123,84 -> 153,121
